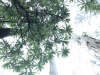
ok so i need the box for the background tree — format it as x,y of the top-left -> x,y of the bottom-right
0,0 -> 72,74
69,0 -> 100,26
67,1 -> 100,74
72,33 -> 100,61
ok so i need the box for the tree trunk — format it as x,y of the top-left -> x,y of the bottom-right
0,28 -> 10,39
49,58 -> 58,75
71,33 -> 100,62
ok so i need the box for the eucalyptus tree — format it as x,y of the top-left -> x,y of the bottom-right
0,0 -> 72,74
72,33 -> 100,63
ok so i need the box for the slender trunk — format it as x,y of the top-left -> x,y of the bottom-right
49,58 -> 58,75
71,33 -> 100,62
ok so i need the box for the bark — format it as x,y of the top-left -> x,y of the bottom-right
0,28 -> 11,39
71,33 -> 100,62
71,33 -> 100,52
49,58 -> 58,75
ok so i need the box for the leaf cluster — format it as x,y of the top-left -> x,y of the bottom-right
69,0 -> 100,14
82,32 -> 89,37
0,0 -> 72,74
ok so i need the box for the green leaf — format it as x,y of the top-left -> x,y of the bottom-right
81,6 -> 84,11
0,42 -> 4,46
2,62 -> 10,69
19,72 -> 26,75
2,46 -> 7,52
69,0 -> 73,2
61,47 -> 70,57
0,52 -> 4,55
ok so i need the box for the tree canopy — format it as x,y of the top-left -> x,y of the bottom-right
0,0 -> 72,74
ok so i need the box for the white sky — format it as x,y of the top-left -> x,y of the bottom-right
0,0 -> 100,75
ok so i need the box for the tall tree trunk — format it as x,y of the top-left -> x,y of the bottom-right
49,58 -> 58,75
71,33 -> 100,62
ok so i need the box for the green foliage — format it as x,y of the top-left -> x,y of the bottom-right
69,0 -> 74,2
82,32 -> 89,37
61,47 -> 70,57
76,0 -> 100,14
69,0 -> 100,14
0,0 -> 72,74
